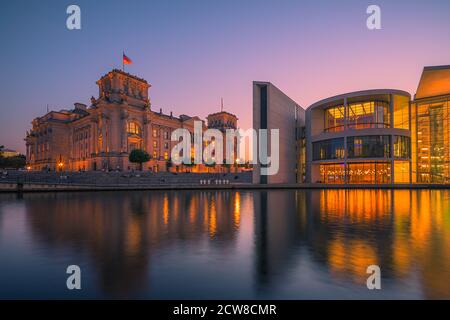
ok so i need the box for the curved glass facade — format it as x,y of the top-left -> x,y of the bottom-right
324,105 -> 345,132
312,138 -> 344,161
313,135 -> 410,160
347,135 -> 390,158
324,101 -> 391,132
308,91 -> 413,185
347,101 -> 390,129
347,162 -> 391,184
323,97 -> 410,133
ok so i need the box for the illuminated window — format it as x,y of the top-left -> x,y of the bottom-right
416,100 -> 449,183
393,136 -> 410,159
347,162 -> 391,184
319,163 -> 345,183
313,138 -> 345,160
324,105 -> 345,132
347,135 -> 390,158
347,101 -> 390,129
127,122 -> 142,136
393,95 -> 410,129
152,129 -> 158,138
164,152 -> 169,160
153,141 -> 158,148
153,151 -> 157,159
394,161 -> 410,183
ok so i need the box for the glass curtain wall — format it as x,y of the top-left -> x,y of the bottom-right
347,101 -> 390,129
347,135 -> 390,158
324,105 -> 345,132
313,138 -> 345,161
347,162 -> 391,184
416,99 -> 450,183
319,163 -> 345,184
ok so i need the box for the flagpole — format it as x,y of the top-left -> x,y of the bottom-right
122,51 -> 124,72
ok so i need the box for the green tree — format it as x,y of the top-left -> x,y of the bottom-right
129,149 -> 150,171
0,155 -> 26,169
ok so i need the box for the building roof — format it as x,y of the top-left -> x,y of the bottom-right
100,69 -> 149,84
415,65 -> 450,100
308,89 -> 411,110
207,111 -> 238,119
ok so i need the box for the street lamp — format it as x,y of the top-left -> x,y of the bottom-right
58,155 -> 63,172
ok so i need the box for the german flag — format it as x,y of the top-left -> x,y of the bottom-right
123,52 -> 132,65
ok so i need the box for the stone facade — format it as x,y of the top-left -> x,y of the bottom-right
252,82 -> 305,184
25,69 -> 238,172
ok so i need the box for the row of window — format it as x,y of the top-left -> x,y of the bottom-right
153,141 -> 170,149
74,129 -> 90,142
127,121 -> 173,140
319,161 -> 410,184
34,127 -> 53,137
324,100 -> 409,132
312,135 -> 411,161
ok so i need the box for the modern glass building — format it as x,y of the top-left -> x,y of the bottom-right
305,90 -> 412,184
412,66 -> 450,184
254,65 -> 450,185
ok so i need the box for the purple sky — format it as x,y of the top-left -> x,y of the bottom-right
1,0 -> 450,153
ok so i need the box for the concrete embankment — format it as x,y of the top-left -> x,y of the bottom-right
1,181 -> 450,193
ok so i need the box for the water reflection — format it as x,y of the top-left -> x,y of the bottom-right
0,189 -> 449,299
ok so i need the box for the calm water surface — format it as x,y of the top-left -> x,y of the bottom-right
0,189 -> 449,299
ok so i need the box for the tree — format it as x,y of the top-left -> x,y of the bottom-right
129,149 -> 150,171
0,154 -> 26,169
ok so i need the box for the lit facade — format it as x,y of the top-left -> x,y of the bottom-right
306,90 -> 412,184
25,69 -> 239,172
412,66 -> 450,184
300,65 -> 450,185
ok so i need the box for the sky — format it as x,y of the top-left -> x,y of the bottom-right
1,0 -> 450,153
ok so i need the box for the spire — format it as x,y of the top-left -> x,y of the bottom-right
221,98 -> 224,112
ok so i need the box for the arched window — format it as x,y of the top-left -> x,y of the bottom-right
127,121 -> 142,136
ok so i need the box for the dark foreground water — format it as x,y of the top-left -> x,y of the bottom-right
0,189 -> 449,299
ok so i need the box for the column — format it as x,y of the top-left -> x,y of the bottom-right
343,97 -> 348,184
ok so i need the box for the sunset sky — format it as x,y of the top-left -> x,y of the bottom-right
1,0 -> 450,153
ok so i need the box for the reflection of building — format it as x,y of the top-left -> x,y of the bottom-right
24,69 -> 238,172
24,190 -> 245,298
254,64 -> 450,184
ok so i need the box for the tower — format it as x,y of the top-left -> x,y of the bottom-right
206,99 -> 238,132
